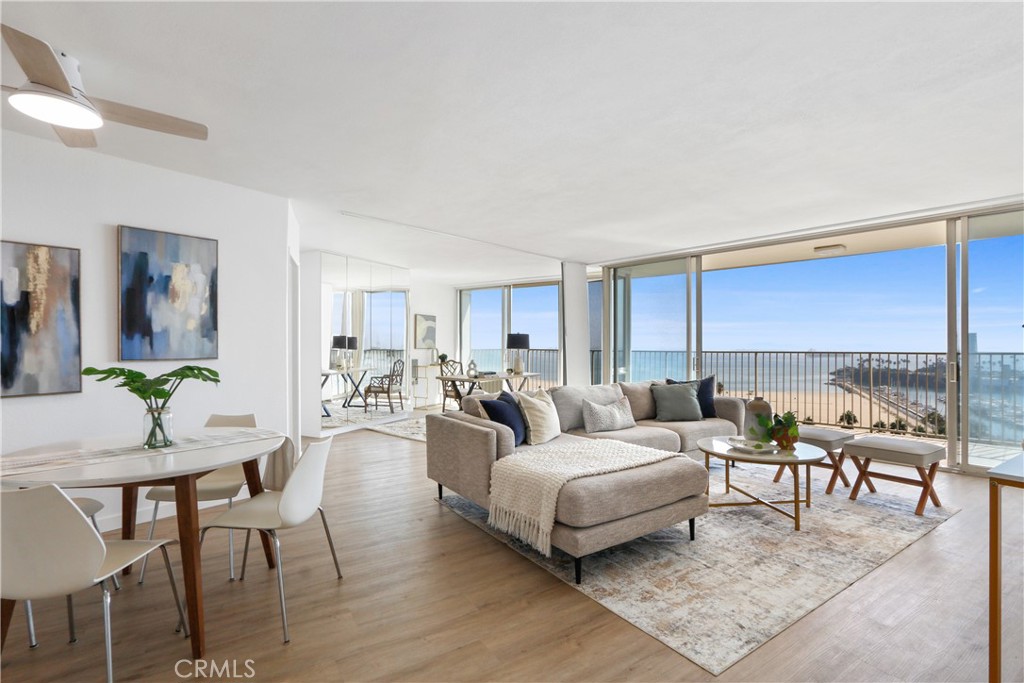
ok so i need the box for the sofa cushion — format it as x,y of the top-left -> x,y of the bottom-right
617,381 -> 659,421
582,396 -> 636,433
548,384 -> 623,432
567,425 -> 681,452
639,417 -> 738,452
667,375 -> 717,418
479,392 -> 527,446
555,455 -> 708,527
517,388 -> 562,445
652,383 -> 702,421
461,391 -> 501,418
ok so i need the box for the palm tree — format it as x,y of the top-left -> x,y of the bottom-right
838,410 -> 858,427
889,418 -> 908,431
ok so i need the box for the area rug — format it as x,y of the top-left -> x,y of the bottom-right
321,404 -> 410,429
366,416 -> 427,442
440,461 -> 958,675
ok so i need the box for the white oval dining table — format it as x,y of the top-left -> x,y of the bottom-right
0,428 -> 286,659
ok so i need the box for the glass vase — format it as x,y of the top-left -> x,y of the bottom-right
744,396 -> 772,441
144,407 -> 173,449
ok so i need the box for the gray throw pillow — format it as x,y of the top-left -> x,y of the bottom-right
581,396 -> 637,433
651,382 -> 703,421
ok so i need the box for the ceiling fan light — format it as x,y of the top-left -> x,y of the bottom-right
8,81 -> 103,130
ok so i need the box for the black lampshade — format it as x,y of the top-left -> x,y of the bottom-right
332,335 -> 346,349
507,333 -> 530,350
347,336 -> 358,350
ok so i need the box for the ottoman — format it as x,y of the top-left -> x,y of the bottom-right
843,435 -> 945,515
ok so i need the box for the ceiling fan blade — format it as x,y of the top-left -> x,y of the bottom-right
52,125 -> 97,148
90,96 -> 208,140
1,24 -> 73,95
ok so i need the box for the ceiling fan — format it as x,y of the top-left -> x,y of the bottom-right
1,23 -> 207,148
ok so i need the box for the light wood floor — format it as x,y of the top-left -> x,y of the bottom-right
2,430 -> 1021,682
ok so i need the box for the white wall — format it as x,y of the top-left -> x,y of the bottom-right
1,132 -> 291,528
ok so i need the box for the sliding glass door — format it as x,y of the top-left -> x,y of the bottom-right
952,210 -> 1024,471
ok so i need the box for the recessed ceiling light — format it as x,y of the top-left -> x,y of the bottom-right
813,244 -> 847,256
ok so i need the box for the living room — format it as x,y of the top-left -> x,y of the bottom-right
1,2 -> 1022,682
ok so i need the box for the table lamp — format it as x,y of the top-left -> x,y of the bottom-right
507,333 -> 530,375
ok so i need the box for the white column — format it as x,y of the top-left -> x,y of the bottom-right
561,261 -> 591,386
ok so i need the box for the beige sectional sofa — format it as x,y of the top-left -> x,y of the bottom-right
425,380 -> 745,582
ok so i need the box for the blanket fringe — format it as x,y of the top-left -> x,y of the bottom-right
489,504 -> 552,557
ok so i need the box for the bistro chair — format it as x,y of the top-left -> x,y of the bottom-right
440,359 -> 468,412
199,437 -> 341,643
364,359 -> 405,413
2,485 -> 188,683
137,413 -> 257,584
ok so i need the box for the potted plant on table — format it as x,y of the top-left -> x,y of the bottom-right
82,365 -> 220,449
757,411 -> 800,451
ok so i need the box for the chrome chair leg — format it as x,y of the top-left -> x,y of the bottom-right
66,595 -> 76,643
100,580 -> 114,683
159,545 -> 190,638
269,531 -> 290,643
317,506 -> 343,579
240,529 -> 252,581
137,501 -> 160,584
25,600 -> 37,648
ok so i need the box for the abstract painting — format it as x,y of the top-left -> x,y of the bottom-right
1,241 -> 82,397
119,225 -> 218,360
414,313 -> 436,349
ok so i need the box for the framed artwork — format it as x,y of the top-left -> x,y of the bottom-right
119,225 -> 218,360
414,313 -> 436,349
1,241 -> 82,397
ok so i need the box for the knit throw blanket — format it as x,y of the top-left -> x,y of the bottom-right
488,439 -> 678,556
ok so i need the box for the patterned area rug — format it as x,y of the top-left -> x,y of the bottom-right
321,403 -> 412,430
441,461 -> 958,675
367,417 -> 427,442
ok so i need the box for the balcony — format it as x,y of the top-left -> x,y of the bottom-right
469,347 -> 1022,467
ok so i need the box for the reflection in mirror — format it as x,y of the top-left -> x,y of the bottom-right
320,252 -> 411,429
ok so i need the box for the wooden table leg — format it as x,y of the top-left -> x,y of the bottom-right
792,464 -> 800,531
989,479 -> 1001,683
174,474 -> 205,659
1,598 -> 15,650
242,459 -> 276,569
121,485 -> 138,575
805,463 -> 812,507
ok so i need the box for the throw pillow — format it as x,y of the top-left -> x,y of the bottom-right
516,388 -> 562,445
667,375 -> 717,418
581,396 -> 636,433
480,391 -> 527,446
651,382 -> 703,422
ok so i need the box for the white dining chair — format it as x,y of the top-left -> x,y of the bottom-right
23,496 -> 119,649
138,413 -> 256,584
1,484 -> 189,683
199,437 -> 341,643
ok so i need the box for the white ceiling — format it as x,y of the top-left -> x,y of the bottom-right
2,2 -> 1022,285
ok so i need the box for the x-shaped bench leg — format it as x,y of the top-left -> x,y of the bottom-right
914,462 -> 942,515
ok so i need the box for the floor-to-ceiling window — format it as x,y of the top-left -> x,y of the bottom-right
588,280 -> 604,383
610,259 -> 688,382
363,289 -> 408,372
458,282 -> 561,388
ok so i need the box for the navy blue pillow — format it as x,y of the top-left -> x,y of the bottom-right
480,391 -> 527,446
667,375 -> 717,418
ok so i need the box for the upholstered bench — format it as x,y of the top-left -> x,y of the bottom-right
843,436 -> 945,515
773,426 -> 857,494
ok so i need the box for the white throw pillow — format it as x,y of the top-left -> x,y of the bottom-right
581,396 -> 636,433
516,388 -> 562,445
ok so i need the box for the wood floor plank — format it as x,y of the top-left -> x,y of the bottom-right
1,428 -> 1020,682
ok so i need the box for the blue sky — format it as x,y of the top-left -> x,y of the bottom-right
466,234 -> 1023,354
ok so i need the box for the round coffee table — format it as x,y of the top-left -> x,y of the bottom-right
696,436 -> 826,530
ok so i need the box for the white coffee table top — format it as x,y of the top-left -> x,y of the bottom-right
697,436 -> 826,465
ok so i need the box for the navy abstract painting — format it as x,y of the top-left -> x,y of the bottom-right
119,225 -> 218,360
1,241 -> 82,397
